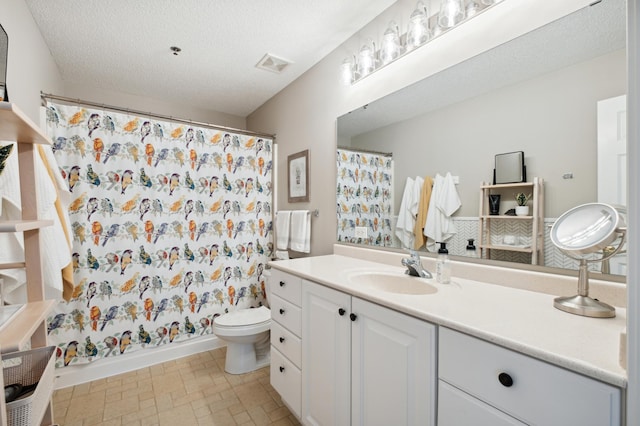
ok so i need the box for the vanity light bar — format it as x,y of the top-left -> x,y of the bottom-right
341,0 -> 505,86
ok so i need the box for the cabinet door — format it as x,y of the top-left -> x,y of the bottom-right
351,297 -> 437,426
302,281 -> 351,426
438,381 -> 526,426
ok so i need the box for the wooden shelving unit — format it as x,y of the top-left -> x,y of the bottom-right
0,102 -> 56,425
478,177 -> 544,265
0,220 -> 54,233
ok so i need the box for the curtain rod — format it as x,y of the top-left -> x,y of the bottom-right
337,145 -> 392,157
40,92 -> 276,140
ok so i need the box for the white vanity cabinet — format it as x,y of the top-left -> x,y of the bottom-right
438,327 -> 622,426
301,280 -> 437,426
269,268 -> 303,418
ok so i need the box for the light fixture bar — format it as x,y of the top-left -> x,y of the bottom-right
341,0 -> 505,86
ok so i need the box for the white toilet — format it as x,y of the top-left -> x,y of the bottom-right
213,271 -> 271,374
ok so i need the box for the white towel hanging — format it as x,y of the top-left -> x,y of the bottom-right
290,210 -> 311,253
424,172 -> 461,252
276,211 -> 291,250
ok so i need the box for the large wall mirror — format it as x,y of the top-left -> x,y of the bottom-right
0,23 -> 8,101
336,0 -> 627,279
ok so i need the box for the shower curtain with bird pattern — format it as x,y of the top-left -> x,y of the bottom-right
44,101 -> 273,367
336,148 -> 393,246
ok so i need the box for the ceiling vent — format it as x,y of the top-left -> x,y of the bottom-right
256,53 -> 291,73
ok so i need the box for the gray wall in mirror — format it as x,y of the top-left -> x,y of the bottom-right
0,23 -> 7,99
336,0 -> 627,277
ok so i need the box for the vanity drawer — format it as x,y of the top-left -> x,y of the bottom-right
438,327 -> 621,426
438,380 -> 525,426
270,294 -> 302,336
271,320 -> 302,368
271,347 -> 301,418
270,268 -> 302,306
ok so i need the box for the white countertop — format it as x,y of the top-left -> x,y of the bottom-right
269,254 -> 627,388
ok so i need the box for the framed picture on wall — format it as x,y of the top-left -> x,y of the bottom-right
288,149 -> 309,202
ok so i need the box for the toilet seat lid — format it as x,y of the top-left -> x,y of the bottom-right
214,306 -> 270,327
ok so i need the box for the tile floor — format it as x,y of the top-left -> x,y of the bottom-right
52,347 -> 300,426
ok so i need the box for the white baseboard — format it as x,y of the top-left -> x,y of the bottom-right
54,335 -> 226,389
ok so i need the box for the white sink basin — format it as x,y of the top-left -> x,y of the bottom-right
347,271 -> 438,295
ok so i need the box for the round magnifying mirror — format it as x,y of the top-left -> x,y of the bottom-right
551,203 -> 623,255
550,203 -> 626,318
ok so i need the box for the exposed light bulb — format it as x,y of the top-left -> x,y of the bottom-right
438,0 -> 465,29
406,1 -> 430,51
357,39 -> 376,78
466,1 -> 480,18
340,57 -> 355,86
380,21 -> 401,65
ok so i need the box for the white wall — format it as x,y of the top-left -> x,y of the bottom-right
62,82 -> 246,130
1,0 -> 64,121
247,0 -> 595,255
351,49 -> 626,218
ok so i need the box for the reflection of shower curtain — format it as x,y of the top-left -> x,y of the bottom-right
336,148 -> 392,246
45,102 -> 273,367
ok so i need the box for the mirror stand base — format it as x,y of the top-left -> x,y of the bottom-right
553,295 -> 616,318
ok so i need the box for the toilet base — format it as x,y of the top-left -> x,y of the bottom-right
223,331 -> 270,374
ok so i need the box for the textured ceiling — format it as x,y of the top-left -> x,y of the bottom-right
338,0 -> 626,139
24,0 -> 396,117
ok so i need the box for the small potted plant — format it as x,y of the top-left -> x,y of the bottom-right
515,192 -> 531,216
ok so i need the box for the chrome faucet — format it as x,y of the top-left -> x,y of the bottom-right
401,250 -> 433,278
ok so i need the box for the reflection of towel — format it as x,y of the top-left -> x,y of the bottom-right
38,145 -> 74,301
409,176 -> 424,219
395,177 -> 416,249
0,141 -> 72,302
290,210 -> 311,253
413,176 -> 433,250
276,211 -> 291,250
424,173 -> 461,252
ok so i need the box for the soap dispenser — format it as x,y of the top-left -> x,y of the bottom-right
466,238 -> 477,258
436,242 -> 451,284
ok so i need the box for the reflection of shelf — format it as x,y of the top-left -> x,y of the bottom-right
479,244 -> 533,253
0,220 -> 54,232
0,300 -> 56,354
0,262 -> 26,270
480,182 -> 534,189
478,177 -> 544,265
480,215 -> 532,220
0,102 -> 52,145
0,102 -> 56,424
0,305 -> 26,334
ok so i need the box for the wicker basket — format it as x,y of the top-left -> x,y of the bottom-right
3,346 -> 55,426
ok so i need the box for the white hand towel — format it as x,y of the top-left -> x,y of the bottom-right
424,173 -> 461,252
290,210 -> 311,253
395,177 -> 416,249
276,211 -> 292,250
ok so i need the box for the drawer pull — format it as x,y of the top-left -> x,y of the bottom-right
498,372 -> 514,387
338,308 -> 346,316
279,308 -> 285,315
279,337 -> 285,343
279,280 -> 285,287
279,366 -> 285,373
350,313 -> 357,322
